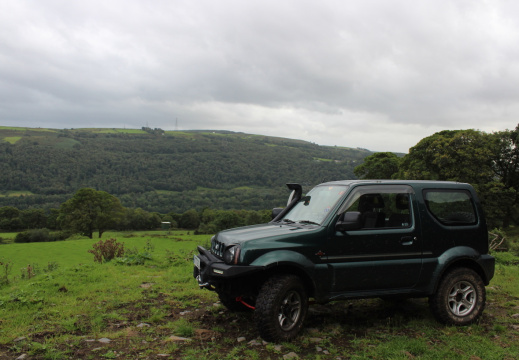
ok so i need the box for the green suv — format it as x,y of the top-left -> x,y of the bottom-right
193,180 -> 495,342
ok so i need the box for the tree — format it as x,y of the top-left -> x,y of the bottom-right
0,206 -> 22,231
20,209 -> 47,229
58,188 -> 125,238
397,130 -> 494,183
487,125 -> 519,227
354,152 -> 401,179
179,209 -> 200,229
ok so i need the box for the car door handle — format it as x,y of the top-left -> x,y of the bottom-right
400,236 -> 416,246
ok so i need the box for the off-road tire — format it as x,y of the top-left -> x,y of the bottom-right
429,268 -> 486,325
255,274 -> 308,342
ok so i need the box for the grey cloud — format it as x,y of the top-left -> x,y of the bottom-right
1,0 -> 519,152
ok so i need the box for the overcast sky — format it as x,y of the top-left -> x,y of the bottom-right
1,0 -> 518,152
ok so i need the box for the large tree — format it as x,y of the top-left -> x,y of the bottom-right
354,152 -> 401,179
397,129 -> 495,183
487,125 -> 519,227
59,188 -> 124,238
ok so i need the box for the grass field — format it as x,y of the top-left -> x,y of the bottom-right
1,231 -> 519,359
3,136 -> 22,144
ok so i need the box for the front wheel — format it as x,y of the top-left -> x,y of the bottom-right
255,274 -> 308,342
429,268 -> 486,325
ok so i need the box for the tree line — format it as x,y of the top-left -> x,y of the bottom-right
353,125 -> 519,229
0,188 -> 272,241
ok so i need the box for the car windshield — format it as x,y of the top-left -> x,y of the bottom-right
282,185 -> 348,225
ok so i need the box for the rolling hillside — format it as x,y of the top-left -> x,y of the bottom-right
0,126 -> 372,213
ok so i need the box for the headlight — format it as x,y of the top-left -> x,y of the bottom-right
223,245 -> 240,265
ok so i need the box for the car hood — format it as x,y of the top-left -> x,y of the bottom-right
215,222 -> 319,245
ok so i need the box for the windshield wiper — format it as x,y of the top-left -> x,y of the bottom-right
281,219 -> 295,224
298,220 -> 320,226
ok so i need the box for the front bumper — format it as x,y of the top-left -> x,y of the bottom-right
193,246 -> 264,290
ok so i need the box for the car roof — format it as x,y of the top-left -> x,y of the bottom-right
317,179 -> 471,188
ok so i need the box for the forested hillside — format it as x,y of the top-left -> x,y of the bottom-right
0,127 -> 370,213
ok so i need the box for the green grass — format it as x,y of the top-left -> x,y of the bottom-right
53,138 -> 81,149
0,191 -> 35,198
87,128 -> 148,134
0,126 -> 56,132
0,231 -> 211,275
233,186 -> 255,191
1,231 -> 519,359
2,136 -> 21,144
0,232 -> 214,350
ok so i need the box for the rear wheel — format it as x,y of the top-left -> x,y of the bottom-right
255,274 -> 308,342
429,268 -> 485,325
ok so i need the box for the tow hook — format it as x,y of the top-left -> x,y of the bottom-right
236,296 -> 255,310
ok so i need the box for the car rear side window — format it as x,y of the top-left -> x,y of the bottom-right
424,189 -> 477,225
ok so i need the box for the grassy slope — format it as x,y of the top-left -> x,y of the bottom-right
1,231 -> 519,359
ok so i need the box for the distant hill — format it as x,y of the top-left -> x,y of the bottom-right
0,126 -> 372,213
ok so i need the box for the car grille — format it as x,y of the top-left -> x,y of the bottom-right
211,238 -> 225,258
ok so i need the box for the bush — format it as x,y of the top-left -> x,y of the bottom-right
0,258 -> 12,286
114,252 -> 152,266
88,238 -> 125,263
15,229 -> 50,243
14,229 -> 72,243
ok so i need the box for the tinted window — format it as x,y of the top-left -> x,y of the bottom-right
343,190 -> 412,229
424,190 -> 476,225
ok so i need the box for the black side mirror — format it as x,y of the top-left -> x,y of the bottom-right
335,211 -> 362,231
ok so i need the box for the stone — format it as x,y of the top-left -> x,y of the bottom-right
98,338 -> 111,343
165,335 -> 190,342
237,337 -> 247,342
283,352 -> 299,360
137,323 -> 151,328
195,329 -> 216,341
15,354 -> 27,360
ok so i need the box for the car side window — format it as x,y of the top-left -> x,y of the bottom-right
343,190 -> 412,229
424,190 -> 477,225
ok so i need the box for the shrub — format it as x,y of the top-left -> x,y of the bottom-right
489,228 -> 508,252
14,229 -> 72,243
88,238 -> 125,263
15,229 -> 50,243
114,252 -> 152,266
0,258 -> 12,286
